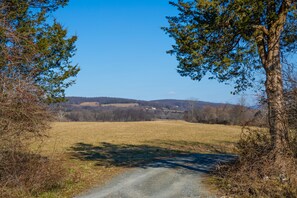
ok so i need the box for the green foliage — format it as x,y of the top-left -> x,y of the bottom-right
163,0 -> 297,93
0,0 -> 79,103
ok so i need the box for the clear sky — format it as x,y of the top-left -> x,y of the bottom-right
54,0 -> 255,104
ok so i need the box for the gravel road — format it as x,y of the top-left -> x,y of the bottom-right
75,154 -> 235,198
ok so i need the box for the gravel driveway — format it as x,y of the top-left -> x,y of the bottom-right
75,154 -> 235,198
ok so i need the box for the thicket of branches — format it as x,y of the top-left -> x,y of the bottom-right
184,103 -> 258,126
0,74 -> 66,197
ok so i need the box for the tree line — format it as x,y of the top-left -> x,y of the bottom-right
184,104 -> 258,126
55,103 -> 257,125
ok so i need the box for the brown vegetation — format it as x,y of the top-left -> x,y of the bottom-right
64,108 -> 154,122
0,75 -> 66,197
214,128 -> 297,197
184,103 -> 257,126
101,103 -> 139,108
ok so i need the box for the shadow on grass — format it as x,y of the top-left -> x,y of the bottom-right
70,142 -> 236,173
145,140 -> 236,154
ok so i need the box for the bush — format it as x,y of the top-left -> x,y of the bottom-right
0,153 -> 66,197
0,75 -> 66,197
214,128 -> 297,197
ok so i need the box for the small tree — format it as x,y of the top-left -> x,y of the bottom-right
163,0 -> 297,159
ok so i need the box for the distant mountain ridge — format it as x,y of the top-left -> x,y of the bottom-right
65,96 -> 229,111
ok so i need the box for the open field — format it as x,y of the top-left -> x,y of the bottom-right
41,121 -> 242,197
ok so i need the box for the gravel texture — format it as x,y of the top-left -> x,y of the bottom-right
75,154 -> 235,198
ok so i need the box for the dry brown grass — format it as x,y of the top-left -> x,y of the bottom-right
39,120 -> 241,197
45,121 -> 240,153
77,102 -> 100,107
101,103 -> 139,108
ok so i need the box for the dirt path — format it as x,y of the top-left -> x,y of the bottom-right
75,154 -> 235,198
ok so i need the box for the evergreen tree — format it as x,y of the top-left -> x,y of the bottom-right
163,0 -> 297,157
0,0 -> 79,103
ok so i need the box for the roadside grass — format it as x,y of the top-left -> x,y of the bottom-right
39,120 -> 241,197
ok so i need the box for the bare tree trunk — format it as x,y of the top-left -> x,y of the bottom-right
265,35 -> 289,156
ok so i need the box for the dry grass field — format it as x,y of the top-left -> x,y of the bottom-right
40,120 -> 241,197
101,103 -> 139,107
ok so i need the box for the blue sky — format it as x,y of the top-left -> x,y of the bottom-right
54,0 -> 255,104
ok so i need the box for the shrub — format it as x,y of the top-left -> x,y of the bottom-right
0,75 -> 66,197
214,128 -> 297,197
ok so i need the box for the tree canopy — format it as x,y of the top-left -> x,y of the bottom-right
0,0 -> 79,103
164,0 -> 297,154
163,0 -> 297,93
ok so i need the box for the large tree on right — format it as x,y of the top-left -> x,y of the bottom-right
164,0 -> 297,159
